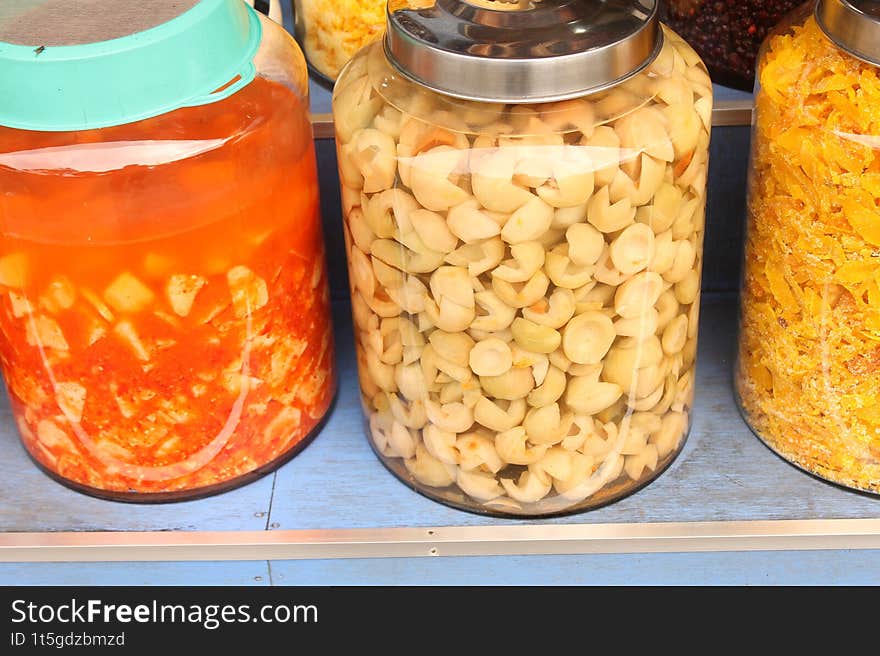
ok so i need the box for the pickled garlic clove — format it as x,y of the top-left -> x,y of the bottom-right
456,431 -> 504,474
409,145 -> 470,212
625,444 -> 659,481
501,469 -> 553,504
456,468 -> 504,501
423,423 -> 458,465
40,277 -> 76,314
25,315 -> 69,351
227,265 -> 269,318
405,443 -> 456,488
166,274 -> 208,317
104,272 -> 155,314
8,291 -> 34,318
36,419 -> 75,451
113,321 -> 150,361
55,381 -> 86,423
80,288 -> 115,323
495,426 -> 548,465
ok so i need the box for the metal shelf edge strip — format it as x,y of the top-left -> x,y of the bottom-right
2,518 -> 879,562
311,100 -> 753,138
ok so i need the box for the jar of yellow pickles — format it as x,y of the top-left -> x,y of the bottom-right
737,0 -> 880,493
292,0 -> 387,81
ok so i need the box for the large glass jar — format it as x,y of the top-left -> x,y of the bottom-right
292,0 -> 387,81
659,0 -> 803,90
737,0 -> 880,494
334,0 -> 713,516
0,0 -> 335,501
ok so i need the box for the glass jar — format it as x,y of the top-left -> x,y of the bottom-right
292,0 -> 387,82
736,0 -> 880,494
0,0 -> 335,501
659,0 -> 803,90
246,0 -> 284,23
334,0 -> 713,516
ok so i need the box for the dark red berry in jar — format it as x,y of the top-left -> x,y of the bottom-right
659,0 -> 803,90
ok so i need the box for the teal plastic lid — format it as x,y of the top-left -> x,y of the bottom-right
0,0 -> 262,131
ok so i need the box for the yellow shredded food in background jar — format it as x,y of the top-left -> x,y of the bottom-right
298,0 -> 387,80
736,15 -> 880,492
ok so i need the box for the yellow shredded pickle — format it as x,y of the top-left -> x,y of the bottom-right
300,0 -> 387,80
736,16 -> 880,492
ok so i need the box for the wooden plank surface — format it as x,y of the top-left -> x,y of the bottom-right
0,407 -> 276,533
0,561 -> 271,586
269,550 -> 880,585
3,549 -> 879,585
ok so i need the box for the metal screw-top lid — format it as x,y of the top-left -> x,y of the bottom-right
384,0 -> 662,103
816,0 -> 880,66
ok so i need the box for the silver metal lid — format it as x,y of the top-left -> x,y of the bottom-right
384,0 -> 662,103
816,0 -> 880,66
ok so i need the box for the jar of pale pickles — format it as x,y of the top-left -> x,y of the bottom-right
334,0 -> 713,516
737,0 -> 880,494
0,0 -> 335,500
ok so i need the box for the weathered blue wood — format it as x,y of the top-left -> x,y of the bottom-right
702,126 -> 750,293
0,561 -> 270,586
0,399 -> 275,532
310,77 -> 333,114
5,548 -> 879,585
269,550 -> 880,586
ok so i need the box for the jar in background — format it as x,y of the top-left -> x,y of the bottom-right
334,0 -> 712,516
660,0 -> 803,90
293,0 -> 386,82
0,0 -> 335,500
737,0 -> 880,494
246,0 -> 284,23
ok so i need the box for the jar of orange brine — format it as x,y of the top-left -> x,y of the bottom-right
0,0 -> 335,501
737,0 -> 880,493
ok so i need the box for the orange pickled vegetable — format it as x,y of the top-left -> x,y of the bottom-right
0,77 -> 335,497
736,16 -> 880,492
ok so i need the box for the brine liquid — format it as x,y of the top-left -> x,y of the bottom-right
0,77 -> 335,495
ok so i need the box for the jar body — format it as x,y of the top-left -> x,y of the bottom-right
333,28 -> 712,516
293,0 -> 386,82
0,16 -> 335,500
659,0 -> 804,90
736,3 -> 880,493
